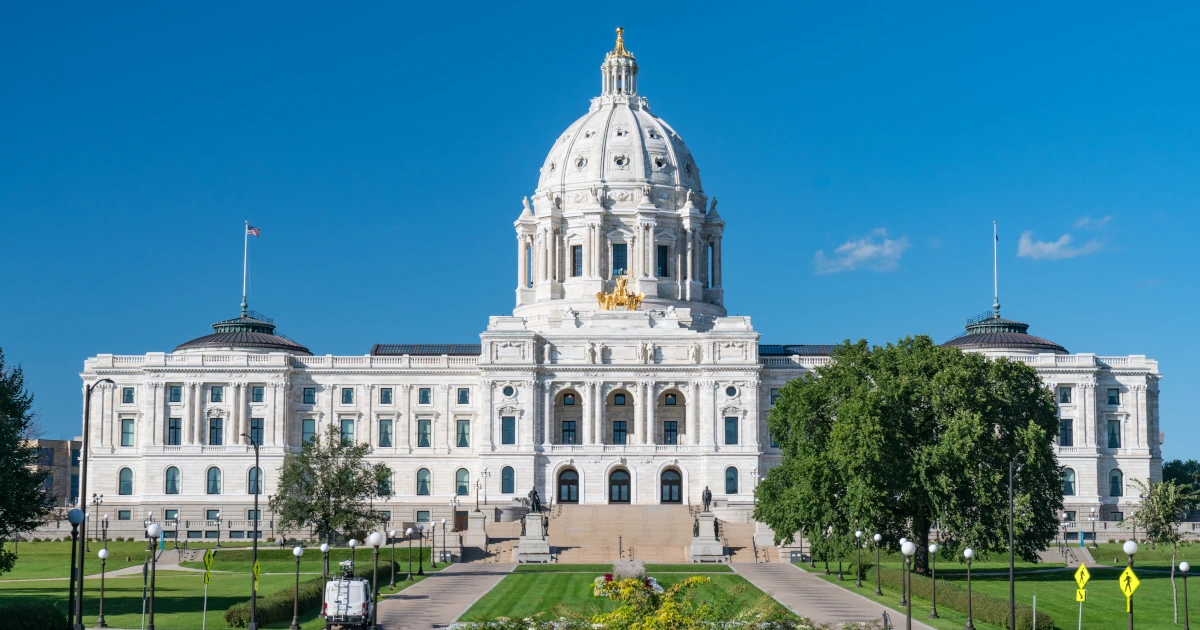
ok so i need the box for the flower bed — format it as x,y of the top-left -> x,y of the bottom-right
593,573 -> 664,595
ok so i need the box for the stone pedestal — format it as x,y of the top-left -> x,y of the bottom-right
689,512 -> 726,563
462,511 -> 489,549
515,511 -> 552,563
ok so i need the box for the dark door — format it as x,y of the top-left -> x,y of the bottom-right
454,510 -> 468,531
609,470 -> 631,504
558,470 -> 579,503
660,470 -> 682,503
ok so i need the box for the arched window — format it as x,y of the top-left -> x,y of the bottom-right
248,467 -> 263,495
118,468 -> 133,496
164,467 -> 180,495
1061,469 -> 1076,496
416,468 -> 431,496
456,469 -> 470,496
1109,469 -> 1124,497
206,467 -> 222,495
501,466 -> 515,494
725,467 -> 739,494
661,469 -> 682,503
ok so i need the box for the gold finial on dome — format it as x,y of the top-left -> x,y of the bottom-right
611,26 -> 632,58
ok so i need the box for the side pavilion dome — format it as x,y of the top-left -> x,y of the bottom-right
943,311 -> 1067,355
174,310 -> 311,355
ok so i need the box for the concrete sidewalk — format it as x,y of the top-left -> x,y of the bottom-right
376,562 -> 514,629
732,563 -> 936,630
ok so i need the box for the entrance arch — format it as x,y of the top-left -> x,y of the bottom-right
660,469 -> 682,503
558,469 -> 579,504
609,469 -> 631,504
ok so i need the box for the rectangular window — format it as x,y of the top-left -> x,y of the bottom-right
302,387 -> 316,404
209,418 -> 223,445
457,388 -> 470,405
501,416 -> 516,445
204,531 -> 219,539
1110,512 -> 1124,522
657,245 -> 669,277
1108,419 -> 1121,448
207,509 -> 220,520
161,531 -> 178,540
770,432 -> 780,448
724,417 -> 739,445
1107,388 -> 1120,405
229,531 -> 245,539
122,387 -> 135,404
664,421 -> 678,445
38,447 -> 54,466
418,419 -> 431,447
665,393 -> 677,406
118,510 -> 131,521
341,388 -> 354,405
457,419 -> 470,447
1063,511 -> 1076,522
379,419 -> 393,448
611,243 -> 628,276
168,386 -> 182,403
572,245 -> 583,277
1059,419 -> 1073,447
770,388 -> 781,404
419,388 -> 431,405
210,386 -> 223,403
250,418 -> 263,446
340,419 -> 354,445
380,388 -> 393,405
561,420 -> 576,445
378,510 -> 391,522
302,418 -> 315,444
251,386 -> 264,403
416,510 -> 430,523
614,393 -> 626,405
71,449 -> 80,467
613,421 -> 627,445
167,418 -> 181,445
70,474 -> 79,501
165,509 -> 179,521
1058,387 -> 1072,404
121,419 -> 135,446
187,531 -> 202,538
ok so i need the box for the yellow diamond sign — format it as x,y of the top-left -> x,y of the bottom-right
1074,564 -> 1090,589
203,548 -> 214,570
1119,566 -> 1140,598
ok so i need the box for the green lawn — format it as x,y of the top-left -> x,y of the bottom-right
1,540 -> 165,579
1091,541 -> 1196,569
806,549 -> 1060,574
513,563 -> 732,573
179,546 -> 439,574
460,572 -> 784,621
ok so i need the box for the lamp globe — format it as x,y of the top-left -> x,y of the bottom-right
146,523 -> 161,538
901,541 -> 916,557
963,548 -> 974,560
873,533 -> 882,543
1180,561 -> 1190,573
98,549 -> 109,560
293,546 -> 304,558
929,543 -> 939,554
1123,540 -> 1139,556
320,543 -> 330,553
67,509 -> 84,525
348,539 -> 358,548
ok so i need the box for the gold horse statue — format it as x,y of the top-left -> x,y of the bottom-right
597,275 -> 645,311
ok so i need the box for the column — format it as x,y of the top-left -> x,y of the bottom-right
582,382 -> 593,444
542,383 -> 552,447
632,382 -> 644,445
440,384 -> 452,452
192,384 -> 204,445
596,383 -> 607,445
183,382 -> 193,445
400,385 -> 412,451
1136,384 -> 1148,449
271,383 -> 284,446
149,383 -> 163,446
685,231 -> 694,298
517,236 -> 526,289
686,382 -> 698,445
485,381 -> 495,448
645,385 -> 657,445
713,236 -> 722,287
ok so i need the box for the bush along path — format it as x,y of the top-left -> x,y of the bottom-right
224,560 -> 401,628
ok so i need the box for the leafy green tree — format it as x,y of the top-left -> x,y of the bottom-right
269,423 -> 393,542
0,347 -> 52,576
1125,478 -> 1198,623
1162,460 -> 1200,508
756,336 -> 1062,574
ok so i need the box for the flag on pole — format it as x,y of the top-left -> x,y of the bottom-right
247,225 -> 261,237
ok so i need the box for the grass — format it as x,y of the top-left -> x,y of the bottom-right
460,572 -> 782,621
1,540 -> 166,580
513,563 -> 732,573
179,546 -> 439,574
1091,541 -> 1196,569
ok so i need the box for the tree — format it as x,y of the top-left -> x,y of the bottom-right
269,423 -> 393,542
1125,478 -> 1198,623
756,336 -> 1063,574
1162,460 -> 1200,508
0,347 -> 52,576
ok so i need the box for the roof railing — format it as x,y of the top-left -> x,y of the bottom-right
242,309 -> 274,324
965,310 -> 995,326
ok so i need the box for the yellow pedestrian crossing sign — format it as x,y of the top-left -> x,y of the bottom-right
203,548 -> 214,584
1075,588 -> 1085,602
1118,566 -> 1140,597
253,558 -> 262,590
1073,564 -> 1090,589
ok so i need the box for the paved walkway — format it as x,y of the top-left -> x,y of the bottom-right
376,563 -> 515,629
732,563 -> 936,630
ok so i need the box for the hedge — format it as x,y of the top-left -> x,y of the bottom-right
224,560 -> 399,627
871,565 -> 1053,630
0,600 -> 68,630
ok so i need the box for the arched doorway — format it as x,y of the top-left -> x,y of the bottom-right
609,469 -> 631,504
660,469 -> 682,503
558,469 -> 579,503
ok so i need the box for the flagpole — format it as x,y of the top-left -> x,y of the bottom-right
992,220 -> 999,318
242,221 -> 249,318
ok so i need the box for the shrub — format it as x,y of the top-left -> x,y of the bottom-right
872,566 -> 1052,630
0,600 -> 68,630
224,561 -> 398,627
611,559 -> 646,581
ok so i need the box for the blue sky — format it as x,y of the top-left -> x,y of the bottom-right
2,4 -> 1197,460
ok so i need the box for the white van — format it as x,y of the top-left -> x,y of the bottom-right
322,563 -> 374,630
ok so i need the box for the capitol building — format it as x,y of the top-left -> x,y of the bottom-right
78,31 -> 1162,543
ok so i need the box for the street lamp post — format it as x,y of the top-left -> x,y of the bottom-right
101,514 -> 109,551
431,523 -> 437,569
405,528 -> 414,580
928,543 -> 939,619
288,546 -> 304,630
67,509 -> 83,630
146,523 -> 161,630
1181,561 -> 1191,630
964,548 -> 975,630
854,531 -> 863,587
872,534 -> 882,595
215,511 -> 222,548
95,549 -> 109,628
1125,540 -> 1138,630
90,494 -> 104,548
1089,507 -> 1098,548
901,541 -> 916,630
388,530 -> 397,587
368,531 -> 385,630
441,518 -> 447,565
349,539 -> 359,571
898,538 -> 909,606
1008,452 -> 1024,630
76,377 -> 114,630
242,434 -> 262,630
319,543 -> 330,613
417,525 -> 425,576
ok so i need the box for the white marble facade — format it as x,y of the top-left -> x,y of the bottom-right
77,31 -> 1161,539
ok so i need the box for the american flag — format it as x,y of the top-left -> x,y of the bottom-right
247,225 -> 261,237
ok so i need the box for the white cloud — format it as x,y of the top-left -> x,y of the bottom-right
814,228 -> 910,275
1074,215 -> 1113,230
1016,231 -> 1103,260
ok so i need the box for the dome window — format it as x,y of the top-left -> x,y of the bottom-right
684,162 -> 694,177
725,386 -> 737,397
502,385 -> 515,397
584,130 -> 595,138
647,129 -> 661,139
548,161 -> 556,173
575,156 -> 588,171
653,156 -> 667,170
615,127 -> 628,137
613,155 -> 629,169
